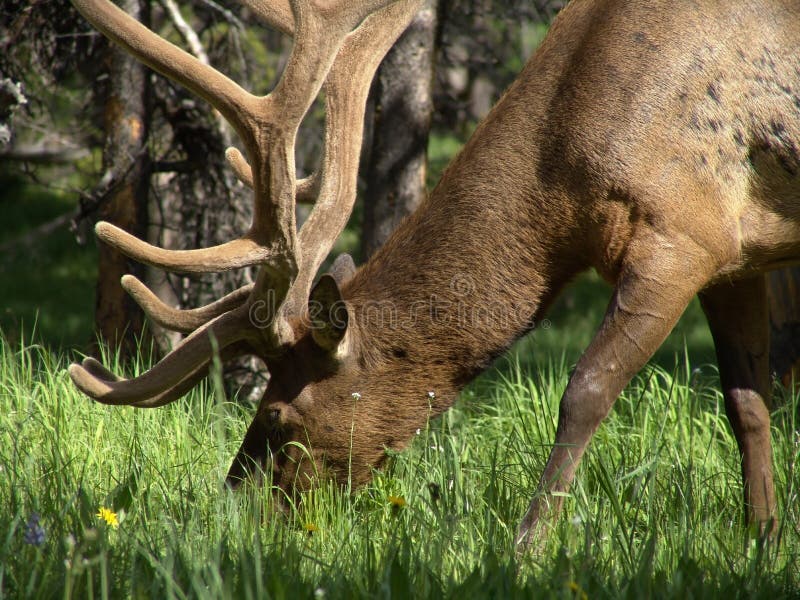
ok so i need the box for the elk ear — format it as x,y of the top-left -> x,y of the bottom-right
327,253 -> 356,286
309,274 -> 349,351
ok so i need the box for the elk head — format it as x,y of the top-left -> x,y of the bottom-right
68,0 -> 427,502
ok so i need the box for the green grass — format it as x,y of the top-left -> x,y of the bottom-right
1,128 -> 796,598
1,335 -> 798,598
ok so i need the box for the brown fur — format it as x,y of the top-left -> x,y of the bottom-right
70,0 -> 800,546
228,0 -> 800,546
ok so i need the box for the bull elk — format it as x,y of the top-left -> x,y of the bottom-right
68,0 -> 799,547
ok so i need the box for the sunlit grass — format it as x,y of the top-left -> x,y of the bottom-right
1,334 -> 798,598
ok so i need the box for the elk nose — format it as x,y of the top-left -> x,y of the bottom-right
263,406 -> 284,432
257,403 -> 282,426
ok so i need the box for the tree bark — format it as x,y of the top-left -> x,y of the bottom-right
767,268 -> 800,387
93,0 -> 150,358
0,77 -> 26,148
361,0 -> 437,259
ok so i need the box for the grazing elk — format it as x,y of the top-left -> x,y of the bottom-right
69,0 -> 799,547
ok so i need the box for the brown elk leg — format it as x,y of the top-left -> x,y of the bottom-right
516,247 -> 714,548
699,276 -> 776,531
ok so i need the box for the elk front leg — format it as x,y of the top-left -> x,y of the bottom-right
699,276 -> 776,532
516,249 -> 713,549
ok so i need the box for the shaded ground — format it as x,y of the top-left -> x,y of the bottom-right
0,171 -> 97,349
528,271 -> 715,369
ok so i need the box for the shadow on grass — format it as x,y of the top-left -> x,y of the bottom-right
477,270 -> 716,390
0,172 -> 97,350
544,270 -> 714,367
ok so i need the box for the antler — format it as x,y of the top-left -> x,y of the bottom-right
69,0 -> 423,406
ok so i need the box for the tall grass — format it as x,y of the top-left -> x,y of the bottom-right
1,336 -> 798,598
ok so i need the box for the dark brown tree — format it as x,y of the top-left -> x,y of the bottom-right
767,268 -> 800,386
92,0 -> 151,357
361,0 -> 437,258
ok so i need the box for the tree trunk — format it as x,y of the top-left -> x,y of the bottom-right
768,268 -> 800,387
0,77 -> 26,148
93,0 -> 150,358
361,0 -> 437,259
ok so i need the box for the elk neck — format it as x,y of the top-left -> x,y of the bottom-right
342,56 -> 592,406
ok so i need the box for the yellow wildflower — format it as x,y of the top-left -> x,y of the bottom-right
387,495 -> 406,509
303,522 -> 319,533
97,506 -> 119,529
567,581 -> 588,600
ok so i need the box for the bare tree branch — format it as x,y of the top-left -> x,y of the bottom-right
0,141 -> 88,163
0,77 -> 27,147
158,0 -> 231,145
193,0 -> 245,30
159,0 -> 209,65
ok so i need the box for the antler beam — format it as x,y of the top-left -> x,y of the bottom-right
69,307 -> 253,403
121,275 -> 254,334
69,0 -> 423,407
288,0 -> 423,311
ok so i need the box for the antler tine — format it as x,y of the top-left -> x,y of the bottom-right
284,0 -> 424,310
224,146 -> 255,188
107,363 -> 209,408
121,275 -> 254,333
76,0 -> 409,281
79,340 -> 252,408
94,223 -> 277,273
225,147 -> 319,203
240,0 -> 403,36
80,357 -> 123,382
79,345 -> 251,407
68,307 -> 254,404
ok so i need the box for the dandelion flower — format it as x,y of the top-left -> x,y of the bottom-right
97,506 -> 119,529
303,522 -> 319,533
567,581 -> 588,600
387,495 -> 406,509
